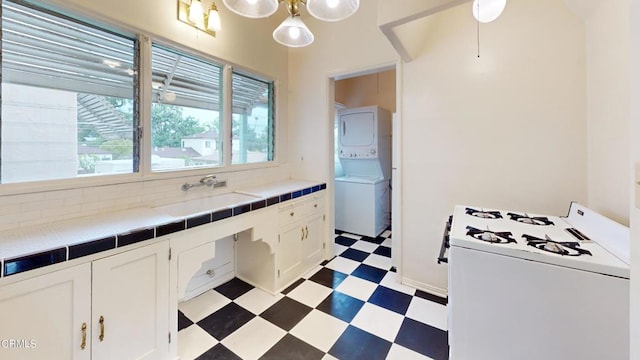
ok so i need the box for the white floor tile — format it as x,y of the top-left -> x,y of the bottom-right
379,272 -> 416,296
406,297 -> 448,331
340,233 -> 362,240
386,343 -> 434,360
177,325 -> 218,360
380,230 -> 392,238
334,243 -> 348,256
322,354 -> 339,360
363,253 -> 392,270
382,238 -> 392,248
234,288 -> 284,315
351,303 -> 405,342
334,276 -> 378,302
178,290 -> 231,322
287,280 -> 333,308
325,256 -> 360,274
290,309 -> 348,352
221,317 -> 286,360
350,241 -> 378,253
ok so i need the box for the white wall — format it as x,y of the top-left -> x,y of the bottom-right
629,0 -> 640,357
0,0 -> 290,231
289,0 -> 588,295
585,0 -> 630,225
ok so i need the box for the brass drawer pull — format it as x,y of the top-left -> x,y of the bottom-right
99,316 -> 105,342
290,211 -> 295,217
81,323 -> 87,350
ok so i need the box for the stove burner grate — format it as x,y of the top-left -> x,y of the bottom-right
466,226 -> 516,244
466,208 -> 503,219
507,212 -> 554,226
523,234 -> 592,256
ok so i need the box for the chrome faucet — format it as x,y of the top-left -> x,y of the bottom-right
181,174 -> 219,191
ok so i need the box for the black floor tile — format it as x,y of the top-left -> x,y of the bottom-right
215,278 -> 254,300
328,325 -> 392,360
281,278 -> 305,295
260,297 -> 313,331
360,235 -> 385,244
259,334 -> 325,360
316,291 -> 364,323
395,318 -> 449,360
415,289 -> 448,305
178,310 -> 193,331
340,248 -> 370,262
308,267 -> 348,289
351,264 -> 387,284
368,286 -> 413,315
197,302 -> 255,340
373,246 -> 392,258
335,235 -> 357,247
334,229 -> 344,235
196,343 -> 242,360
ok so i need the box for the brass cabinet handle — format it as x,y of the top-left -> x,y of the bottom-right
314,204 -> 318,208
301,227 -> 305,240
290,211 -> 295,217
305,226 -> 309,239
81,323 -> 87,350
99,316 -> 105,342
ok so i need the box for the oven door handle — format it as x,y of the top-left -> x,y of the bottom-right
437,215 -> 452,264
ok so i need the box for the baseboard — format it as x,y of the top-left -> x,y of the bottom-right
401,277 -> 448,299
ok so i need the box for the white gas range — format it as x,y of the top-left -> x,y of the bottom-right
447,202 -> 630,360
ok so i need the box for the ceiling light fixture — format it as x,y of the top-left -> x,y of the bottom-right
178,0 -> 222,36
472,0 -> 506,23
223,0 -> 359,47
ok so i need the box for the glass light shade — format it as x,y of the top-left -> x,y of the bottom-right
472,0 -> 506,23
306,0 -> 359,22
207,7 -> 222,31
222,0 -> 278,18
272,16 -> 314,47
188,0 -> 205,25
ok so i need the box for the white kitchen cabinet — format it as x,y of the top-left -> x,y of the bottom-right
276,194 -> 325,290
0,263 -> 92,360
0,240 -> 170,360
91,241 -> 170,360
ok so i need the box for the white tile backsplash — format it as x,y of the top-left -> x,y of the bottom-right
0,164 -> 290,232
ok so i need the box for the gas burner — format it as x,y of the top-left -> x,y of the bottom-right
466,226 -> 516,244
466,208 -> 503,219
507,212 -> 554,226
523,234 -> 592,256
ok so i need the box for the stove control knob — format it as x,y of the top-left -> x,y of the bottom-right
370,149 -> 376,155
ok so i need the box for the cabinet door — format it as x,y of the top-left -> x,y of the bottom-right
91,241 -> 170,360
303,215 -> 324,270
0,264 -> 92,360
277,224 -> 304,287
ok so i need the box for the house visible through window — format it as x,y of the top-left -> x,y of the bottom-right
150,44 -> 223,171
0,0 -> 137,183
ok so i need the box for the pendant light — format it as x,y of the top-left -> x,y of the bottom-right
272,0 -> 314,47
223,0 -> 359,47
472,0 -> 506,23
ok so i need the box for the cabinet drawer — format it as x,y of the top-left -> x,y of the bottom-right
305,196 -> 324,218
279,203 -> 304,227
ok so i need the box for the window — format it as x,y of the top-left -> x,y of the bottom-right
1,0 -> 137,183
231,72 -> 274,165
150,45 -> 222,171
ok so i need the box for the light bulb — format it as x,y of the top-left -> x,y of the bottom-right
189,0 -> 205,25
288,26 -> 300,39
327,0 -> 339,8
247,0 -> 257,3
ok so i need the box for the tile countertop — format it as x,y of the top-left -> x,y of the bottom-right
0,179 -> 326,278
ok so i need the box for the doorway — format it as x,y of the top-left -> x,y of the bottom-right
330,65 -> 400,274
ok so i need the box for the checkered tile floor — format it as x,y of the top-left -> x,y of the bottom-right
177,228 -> 450,360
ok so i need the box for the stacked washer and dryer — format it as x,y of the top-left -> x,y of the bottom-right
335,106 -> 392,238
